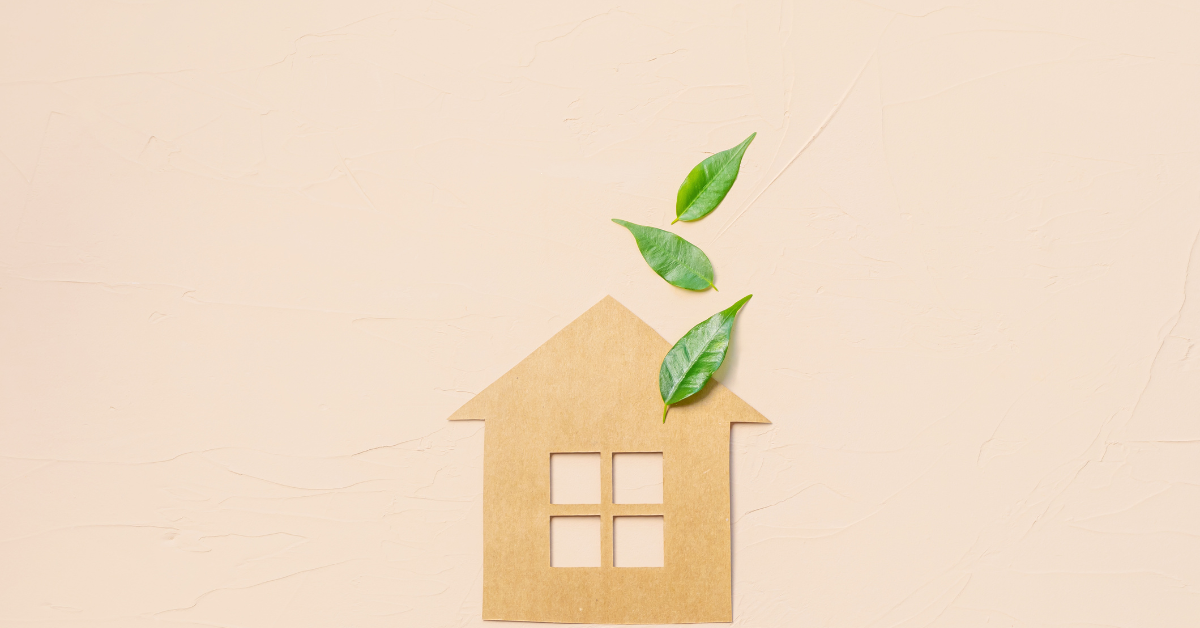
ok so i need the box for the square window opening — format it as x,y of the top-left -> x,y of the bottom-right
550,452 -> 600,504
612,452 -> 663,504
613,515 -> 664,568
550,516 -> 601,567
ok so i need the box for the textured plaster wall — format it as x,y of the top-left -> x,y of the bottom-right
2,1 -> 1199,626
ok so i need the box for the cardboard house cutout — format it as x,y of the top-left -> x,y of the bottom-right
448,296 -> 769,624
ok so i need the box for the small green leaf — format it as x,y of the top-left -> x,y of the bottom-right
659,294 -> 752,421
674,132 -> 756,223
612,219 -> 717,291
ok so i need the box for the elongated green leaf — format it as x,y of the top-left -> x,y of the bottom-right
612,219 -> 717,291
659,294 -> 752,421
674,132 -> 756,223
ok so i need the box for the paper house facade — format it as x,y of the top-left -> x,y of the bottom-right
448,296 -> 769,624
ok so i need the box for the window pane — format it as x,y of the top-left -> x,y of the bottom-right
613,516 -> 664,567
550,452 -> 601,504
550,516 -> 601,567
612,452 -> 663,504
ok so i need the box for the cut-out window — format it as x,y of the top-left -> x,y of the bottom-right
613,515 -> 664,567
550,516 -> 601,567
550,453 -> 600,504
548,452 -> 665,568
612,452 -> 663,504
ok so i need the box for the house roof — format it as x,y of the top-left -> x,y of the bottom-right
447,295 -> 769,425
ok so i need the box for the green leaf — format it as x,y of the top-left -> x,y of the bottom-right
674,132 -> 756,223
659,294 -> 752,421
612,219 -> 717,291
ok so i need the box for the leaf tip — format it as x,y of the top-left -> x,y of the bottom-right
729,293 -> 753,312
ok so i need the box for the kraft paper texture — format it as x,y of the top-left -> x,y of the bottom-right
449,296 -> 767,623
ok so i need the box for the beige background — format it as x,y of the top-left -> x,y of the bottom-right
2,0 -> 1199,626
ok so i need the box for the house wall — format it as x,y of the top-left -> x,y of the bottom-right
483,418 -> 733,623
3,1 -> 1199,627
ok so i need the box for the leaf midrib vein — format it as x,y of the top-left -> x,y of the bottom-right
682,153 -> 737,216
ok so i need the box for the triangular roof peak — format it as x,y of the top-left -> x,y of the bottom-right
447,295 -> 769,424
